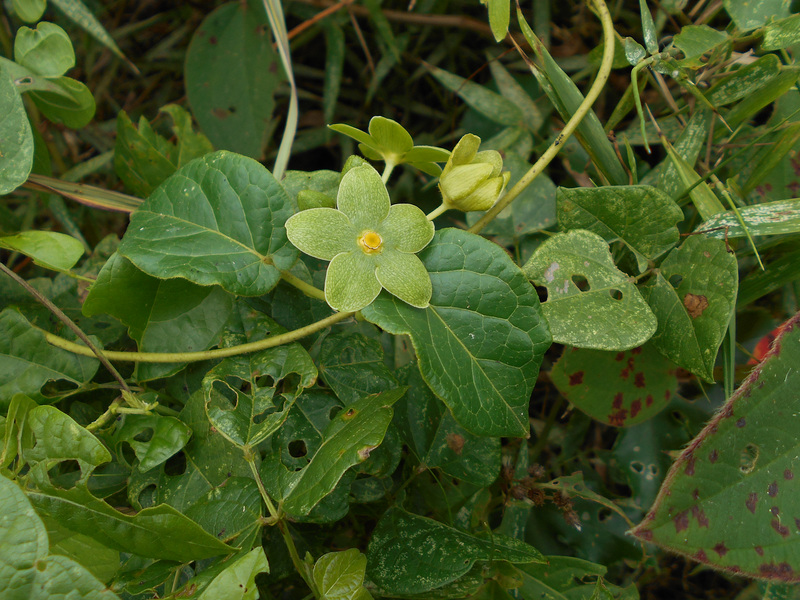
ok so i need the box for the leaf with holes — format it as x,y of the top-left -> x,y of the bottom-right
524,230 -> 657,350
642,235 -> 737,382
261,388 -> 404,518
118,151 -> 298,297
551,344 -> 678,427
363,228 -> 550,438
557,185 -> 683,272
202,325 -> 317,448
366,507 -> 544,595
630,312 -> 800,582
110,413 -> 192,473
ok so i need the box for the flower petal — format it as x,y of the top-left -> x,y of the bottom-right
375,250 -> 432,309
325,251 -> 382,312
368,116 -> 414,154
286,208 -> 356,260
379,204 -> 434,253
336,164 -> 390,231
440,163 -> 494,203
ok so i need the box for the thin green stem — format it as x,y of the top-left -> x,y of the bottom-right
0,261 -> 132,394
40,310 -> 353,363
468,0 -> 616,235
630,57 -> 656,154
426,203 -> 449,221
280,270 -> 326,301
245,452 -> 319,598
381,161 -> 396,184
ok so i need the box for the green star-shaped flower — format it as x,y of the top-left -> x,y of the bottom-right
285,164 -> 435,313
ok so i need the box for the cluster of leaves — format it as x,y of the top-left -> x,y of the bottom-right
3,0 -> 800,599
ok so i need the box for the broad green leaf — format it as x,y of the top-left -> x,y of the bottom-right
642,235 -> 737,382
28,484 -> 234,562
118,151 -> 298,296
516,10 -> 628,186
696,200 -> 800,239
0,66 -> 33,195
202,324 -> 317,447
725,70 -> 799,131
673,25 -> 728,63
657,108 -> 711,199
0,309 -> 98,410
516,557 -> 638,600
13,0 -> 46,22
524,230 -> 657,350
0,474 -> 121,600
319,331 -> 399,404
313,548 -> 372,600
724,0 -> 792,30
262,388 -> 404,517
363,228 -> 551,438
199,547 -> 269,600
49,0 -> 127,60
762,14 -> 800,51
466,151 -> 557,236
486,0 -> 510,42
184,477 -> 262,547
0,231 -> 84,271
23,406 -> 110,486
424,63 -> 523,127
551,344 -> 678,427
395,364 -> 501,487
110,413 -> 191,473
44,517 -> 120,584
185,2 -> 284,158
557,185 -> 683,272
14,23 -> 75,77
29,77 -> 95,129
631,312 -> 800,581
82,253 -> 234,381
113,112 -> 181,198
366,507 -> 545,595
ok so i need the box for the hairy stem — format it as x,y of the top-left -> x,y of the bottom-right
40,310 -> 353,363
468,0 -> 616,235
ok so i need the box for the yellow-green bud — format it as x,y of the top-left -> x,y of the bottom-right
438,134 -> 510,212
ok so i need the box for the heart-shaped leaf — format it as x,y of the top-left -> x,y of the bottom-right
631,312 -> 800,582
551,344 -> 678,427
313,548 -> 371,600
642,235 -> 738,382
0,66 -> 33,195
557,185 -> 682,272
524,229 -> 657,350
118,150 -> 298,296
363,228 -> 550,438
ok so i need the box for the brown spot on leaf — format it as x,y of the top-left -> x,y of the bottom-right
569,371 -> 584,385
795,517 -> 800,531
212,108 -> 230,120
634,372 -> 646,388
771,519 -> 790,537
646,395 -> 654,406
785,469 -> 794,480
615,352 -> 624,361
703,251 -> 711,258
692,505 -> 709,527
683,293 -> 709,318
674,511 -> 689,532
612,393 -> 623,409
446,433 -> 465,455
685,455 -> 696,475
709,449 -> 719,463
631,399 -> 642,418
747,492 -> 758,514
639,530 -> 653,541
713,542 -> 728,556
209,36 -> 217,44
755,546 -> 764,556
771,506 -> 780,516
631,347 -> 642,355
692,489 -> 700,500
695,549 -> 708,562
759,562 -> 794,579
608,409 -> 627,426
769,481 -> 778,497
736,417 -> 746,428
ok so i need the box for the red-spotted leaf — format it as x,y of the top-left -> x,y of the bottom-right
551,344 -> 678,427
630,312 -> 800,582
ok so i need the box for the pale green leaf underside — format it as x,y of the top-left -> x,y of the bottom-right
363,228 -> 551,438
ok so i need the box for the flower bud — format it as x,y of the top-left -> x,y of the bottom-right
438,134 -> 510,212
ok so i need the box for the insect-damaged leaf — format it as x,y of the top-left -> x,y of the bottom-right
551,343 -> 678,427
630,312 -> 800,582
642,235 -> 738,382
557,185 -> 682,273
363,228 -> 550,438
524,229 -> 656,350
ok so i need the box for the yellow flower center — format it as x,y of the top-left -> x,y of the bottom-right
358,230 -> 383,254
